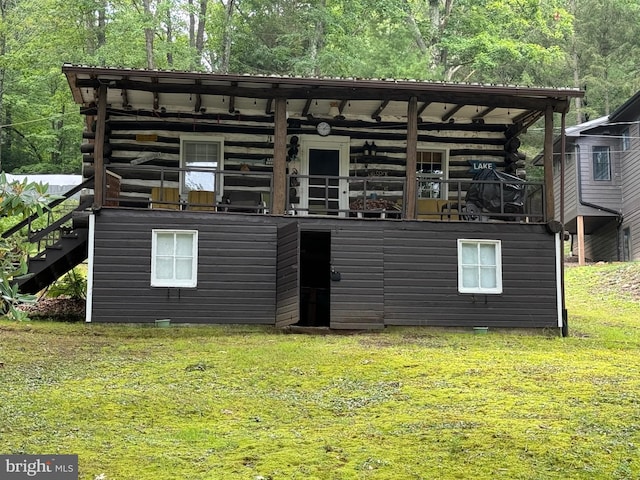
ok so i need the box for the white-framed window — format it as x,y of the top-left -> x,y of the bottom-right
417,150 -> 447,199
180,135 -> 224,195
622,128 -> 631,151
592,146 -> 611,181
151,229 -> 198,288
457,239 -> 502,294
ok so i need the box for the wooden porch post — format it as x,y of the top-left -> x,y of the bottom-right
93,84 -> 107,209
405,96 -> 418,219
544,105 -> 555,222
577,215 -> 586,266
272,97 -> 287,215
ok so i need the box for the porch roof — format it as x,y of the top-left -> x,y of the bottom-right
63,64 -> 583,133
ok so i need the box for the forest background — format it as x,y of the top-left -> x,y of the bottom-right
0,0 -> 639,175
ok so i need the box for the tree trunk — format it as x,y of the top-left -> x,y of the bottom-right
405,0 -> 428,56
195,0 -> 207,65
166,8 -> 174,66
220,0 -> 235,73
189,0 -> 195,49
310,0 -> 326,76
143,0 -> 155,69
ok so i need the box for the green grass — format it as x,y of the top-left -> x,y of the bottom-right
1,263 -> 640,479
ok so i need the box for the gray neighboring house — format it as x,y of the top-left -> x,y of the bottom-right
545,91 -> 640,264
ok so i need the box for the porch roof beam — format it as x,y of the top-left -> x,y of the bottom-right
73,78 -> 572,112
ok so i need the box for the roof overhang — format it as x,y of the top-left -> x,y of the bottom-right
63,64 -> 583,129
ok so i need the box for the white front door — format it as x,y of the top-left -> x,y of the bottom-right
300,136 -> 350,216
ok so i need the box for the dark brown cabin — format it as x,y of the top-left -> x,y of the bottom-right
7,65 -> 584,333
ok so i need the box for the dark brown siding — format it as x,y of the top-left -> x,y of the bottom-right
383,222 -> 560,328
329,224 -> 384,329
275,222 -> 299,327
92,209 -> 277,323
91,210 -> 560,329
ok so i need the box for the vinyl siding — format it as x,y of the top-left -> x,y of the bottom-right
576,136 -> 623,215
621,123 -> 640,260
584,221 -> 620,262
329,224 -> 384,329
383,222 -> 559,328
275,222 -> 299,326
92,209 -> 277,323
91,210 -> 561,329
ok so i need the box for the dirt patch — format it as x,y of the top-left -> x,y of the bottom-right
19,297 -> 86,320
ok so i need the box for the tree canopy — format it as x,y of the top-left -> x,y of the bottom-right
1,0 -> 638,174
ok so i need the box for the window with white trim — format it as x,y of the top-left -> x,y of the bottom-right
180,136 -> 224,194
151,230 -> 198,288
417,150 -> 447,199
622,128 -> 630,151
592,146 -> 611,181
457,239 -> 502,294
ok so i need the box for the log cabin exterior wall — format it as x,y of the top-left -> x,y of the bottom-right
82,111 -> 511,206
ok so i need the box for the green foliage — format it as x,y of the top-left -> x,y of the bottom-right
1,0 -> 640,175
0,172 -> 54,320
0,275 -> 36,321
47,267 -> 87,300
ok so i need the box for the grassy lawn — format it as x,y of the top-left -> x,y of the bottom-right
1,263 -> 639,479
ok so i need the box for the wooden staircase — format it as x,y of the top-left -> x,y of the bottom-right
3,178 -> 94,295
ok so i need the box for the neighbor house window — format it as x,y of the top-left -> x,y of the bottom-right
457,239 -> 502,294
622,128 -> 631,151
151,230 -> 198,288
592,146 -> 611,181
180,136 -> 224,194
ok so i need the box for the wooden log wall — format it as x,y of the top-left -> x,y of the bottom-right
81,109 -> 511,206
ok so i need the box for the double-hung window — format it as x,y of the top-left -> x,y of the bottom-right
417,151 -> 447,199
180,136 -> 223,194
457,239 -> 502,294
592,146 -> 611,181
151,230 -> 198,288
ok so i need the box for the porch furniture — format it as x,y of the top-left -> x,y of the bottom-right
415,198 -> 461,220
187,190 -> 216,211
150,187 -> 180,210
222,190 -> 265,213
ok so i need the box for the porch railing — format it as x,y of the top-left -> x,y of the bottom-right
94,164 -> 547,223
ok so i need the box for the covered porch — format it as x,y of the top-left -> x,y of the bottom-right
64,64 -> 583,225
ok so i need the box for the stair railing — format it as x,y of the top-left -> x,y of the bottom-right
2,177 -> 95,259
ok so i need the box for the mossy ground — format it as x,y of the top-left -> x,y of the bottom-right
1,262 -> 639,479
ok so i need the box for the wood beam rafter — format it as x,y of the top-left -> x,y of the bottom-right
416,101 -> 431,117
371,100 -> 389,120
442,104 -> 464,122
473,106 -> 495,119
301,98 -> 313,117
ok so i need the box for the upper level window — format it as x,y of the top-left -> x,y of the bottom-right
592,146 -> 611,181
417,151 -> 446,199
180,136 -> 224,194
151,230 -> 198,288
622,128 -> 631,151
457,239 -> 503,294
